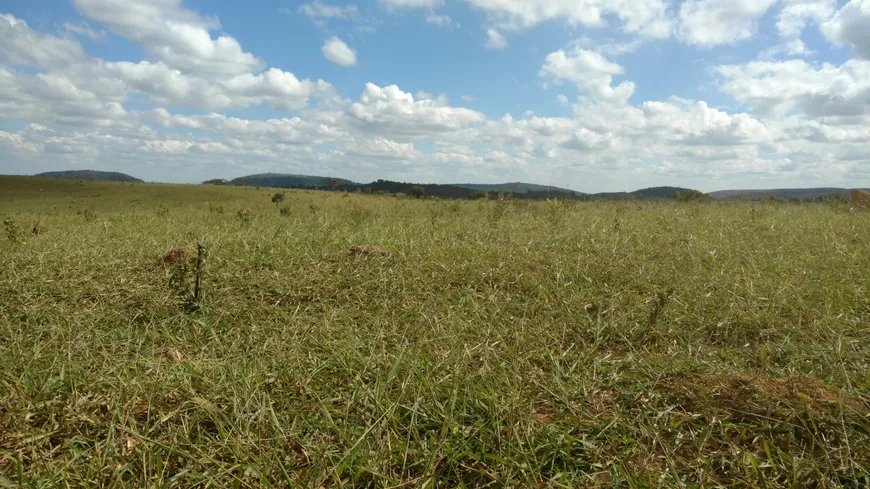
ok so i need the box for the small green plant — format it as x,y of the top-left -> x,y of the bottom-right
208,202 -> 225,214
3,217 -> 24,244
545,198 -> 565,226
156,205 -> 169,217
279,206 -> 292,217
82,209 -> 97,222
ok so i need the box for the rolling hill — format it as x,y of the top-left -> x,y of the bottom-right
37,170 -> 143,182
708,188 -> 868,201
589,186 -> 694,201
228,173 -> 355,188
452,182 -> 581,194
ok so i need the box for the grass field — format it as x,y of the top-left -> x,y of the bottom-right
1,175 -> 869,488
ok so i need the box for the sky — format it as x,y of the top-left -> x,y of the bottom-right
0,0 -> 868,192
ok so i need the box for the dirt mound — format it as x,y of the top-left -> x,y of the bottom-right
160,246 -> 197,266
851,189 -> 870,209
663,373 -> 867,413
349,245 -> 391,257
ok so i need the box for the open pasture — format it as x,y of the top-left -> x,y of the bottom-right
1,176 -> 869,487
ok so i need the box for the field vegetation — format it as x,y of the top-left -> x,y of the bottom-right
1,176 -> 869,487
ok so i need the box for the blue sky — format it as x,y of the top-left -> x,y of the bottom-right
0,0 -> 868,192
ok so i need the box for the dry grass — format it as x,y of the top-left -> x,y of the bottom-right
1,176 -> 870,487
349,244 -> 392,257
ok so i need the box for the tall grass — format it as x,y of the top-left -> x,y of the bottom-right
1,176 -> 869,487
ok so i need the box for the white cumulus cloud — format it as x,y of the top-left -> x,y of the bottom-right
484,28 -> 508,50
321,37 -> 357,67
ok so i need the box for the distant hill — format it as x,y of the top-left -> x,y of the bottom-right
37,170 -> 143,182
589,186 -> 694,201
708,188 -> 868,202
229,173 -> 356,188
226,174 -> 702,201
453,182 -> 581,194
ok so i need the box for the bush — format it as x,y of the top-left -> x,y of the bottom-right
271,193 -> 285,206
674,190 -> 710,202
468,190 -> 489,201
209,203 -> 224,214
409,186 -> 426,199
279,206 -> 292,216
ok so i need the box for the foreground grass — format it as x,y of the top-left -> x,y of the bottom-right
1,176 -> 869,488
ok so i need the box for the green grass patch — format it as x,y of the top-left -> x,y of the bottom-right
1,176 -> 869,487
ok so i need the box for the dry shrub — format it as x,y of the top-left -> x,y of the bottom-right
662,373 -> 867,413
349,245 -> 391,257
160,246 -> 197,266
851,189 -> 870,209
32,222 -> 46,235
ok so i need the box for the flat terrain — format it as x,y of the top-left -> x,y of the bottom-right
1,175 -> 869,487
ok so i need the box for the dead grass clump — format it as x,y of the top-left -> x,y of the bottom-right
160,246 -> 197,266
158,347 -> 183,363
851,189 -> 870,209
663,373 -> 867,413
349,245 -> 391,257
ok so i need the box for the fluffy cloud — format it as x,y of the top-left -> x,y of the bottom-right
484,28 -> 508,49
822,0 -> 870,60
0,14 -> 88,69
540,47 -> 636,104
380,0 -> 442,9
1,0 -> 867,190
321,37 -> 357,67
348,83 -> 485,136
465,0 -> 672,38
678,0 -> 778,45
716,59 -> 870,118
425,13 -> 453,26
776,0 -> 836,38
299,1 -> 360,19
62,21 -> 108,41
760,39 -> 814,59
72,0 -> 263,75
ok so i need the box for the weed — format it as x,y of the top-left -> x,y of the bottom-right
3,217 -> 24,244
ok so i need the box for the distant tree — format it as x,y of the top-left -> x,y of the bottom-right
409,186 -> 426,199
203,178 -> 228,185
674,190 -> 710,202
468,190 -> 489,200
327,178 -> 339,191
271,193 -> 285,206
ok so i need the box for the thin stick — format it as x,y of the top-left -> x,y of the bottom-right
193,237 -> 205,305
